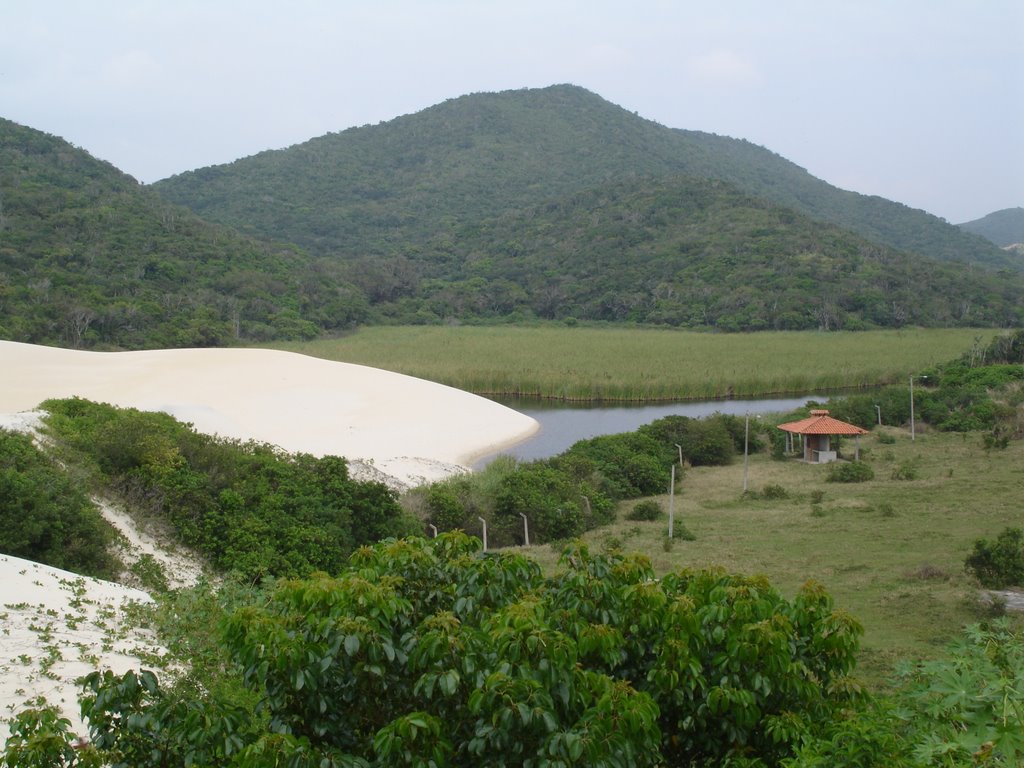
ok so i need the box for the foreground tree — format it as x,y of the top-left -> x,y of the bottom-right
47,534 -> 865,766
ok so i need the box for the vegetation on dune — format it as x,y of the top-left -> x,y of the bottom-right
0,428 -> 119,579
3,334 -> 1024,765
4,536 -> 869,767
6,538 -> 1023,766
278,326 -> 990,401
0,118 -> 367,349
37,397 -> 419,580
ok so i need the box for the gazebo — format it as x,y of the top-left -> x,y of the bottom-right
777,409 -> 869,463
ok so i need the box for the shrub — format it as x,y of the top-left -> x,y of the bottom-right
965,527 -> 1024,589
0,428 -> 120,579
891,461 -> 918,481
627,500 -> 663,521
762,483 -> 789,500
425,483 -> 468,531
38,398 -> 415,579
826,461 -> 874,483
674,523 -> 697,541
558,432 -> 667,497
877,432 -> 896,444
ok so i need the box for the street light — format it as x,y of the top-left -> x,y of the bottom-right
668,463 -> 675,539
874,404 -> 881,426
519,513 -> 530,547
743,413 -> 759,492
910,375 -> 928,441
674,443 -> 683,468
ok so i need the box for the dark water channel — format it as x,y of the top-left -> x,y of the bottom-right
475,394 -> 825,466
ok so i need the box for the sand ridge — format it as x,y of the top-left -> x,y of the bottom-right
0,341 -> 538,488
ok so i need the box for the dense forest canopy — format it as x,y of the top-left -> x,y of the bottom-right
3,85 -> 1023,348
367,176 -> 1024,329
958,206 -> 1024,248
0,118 -> 368,349
153,85 -> 1014,271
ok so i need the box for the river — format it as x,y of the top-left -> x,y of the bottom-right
475,394 -> 825,466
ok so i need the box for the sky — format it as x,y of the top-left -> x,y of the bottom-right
2,0 -> 1021,224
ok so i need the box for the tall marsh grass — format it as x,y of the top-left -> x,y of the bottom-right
274,326 -> 990,401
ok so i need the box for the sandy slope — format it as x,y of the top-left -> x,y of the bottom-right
0,341 -> 538,488
0,554 -> 161,739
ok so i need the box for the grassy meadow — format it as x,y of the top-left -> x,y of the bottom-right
521,425 -> 1024,686
274,326 -> 991,400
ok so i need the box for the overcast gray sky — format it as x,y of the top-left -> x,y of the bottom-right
2,0 -> 1021,223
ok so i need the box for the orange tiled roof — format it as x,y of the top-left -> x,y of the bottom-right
777,409 -> 869,436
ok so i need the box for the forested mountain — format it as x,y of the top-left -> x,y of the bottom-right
0,119 -> 367,349
3,87 -> 1021,349
959,207 -> 1024,248
153,84 -> 1013,271
373,176 -> 1023,330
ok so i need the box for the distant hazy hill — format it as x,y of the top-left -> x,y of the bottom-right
153,84 -> 1012,271
0,118 -> 367,349
959,207 -> 1024,248
368,175 -> 1023,330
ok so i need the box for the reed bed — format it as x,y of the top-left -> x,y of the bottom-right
274,326 -> 990,401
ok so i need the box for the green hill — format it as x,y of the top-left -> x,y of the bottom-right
0,118 -> 368,348
959,207 -> 1024,248
153,84 -> 1013,271
370,176 -> 1023,329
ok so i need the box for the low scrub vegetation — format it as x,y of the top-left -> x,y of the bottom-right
826,460 -> 875,483
0,429 -> 119,579
965,527 -> 1024,589
39,397 -> 420,579
5,537 -> 1023,767
416,413 -> 743,547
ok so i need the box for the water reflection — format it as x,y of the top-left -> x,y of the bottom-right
476,395 -> 824,466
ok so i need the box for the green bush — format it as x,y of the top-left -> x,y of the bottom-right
826,461 -> 875,483
39,398 -> 417,580
890,461 -> 918,481
626,500 -> 663,521
425,483 -> 468,531
762,483 -> 789,500
54,535 -> 863,767
965,527 -> 1024,589
0,428 -> 119,579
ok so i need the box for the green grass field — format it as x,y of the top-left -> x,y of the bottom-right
274,326 -> 990,400
520,425 -> 1024,686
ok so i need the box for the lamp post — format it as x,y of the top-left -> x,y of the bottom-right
428,524 -> 438,538
478,517 -> 487,552
909,376 -> 915,441
668,464 -> 675,539
674,443 -> 683,468
519,513 -> 530,547
743,412 -> 755,492
874,404 -> 881,426
910,375 -> 928,441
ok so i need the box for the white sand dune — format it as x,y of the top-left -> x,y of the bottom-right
0,340 -> 538,488
0,340 -> 538,741
0,554 -> 160,739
